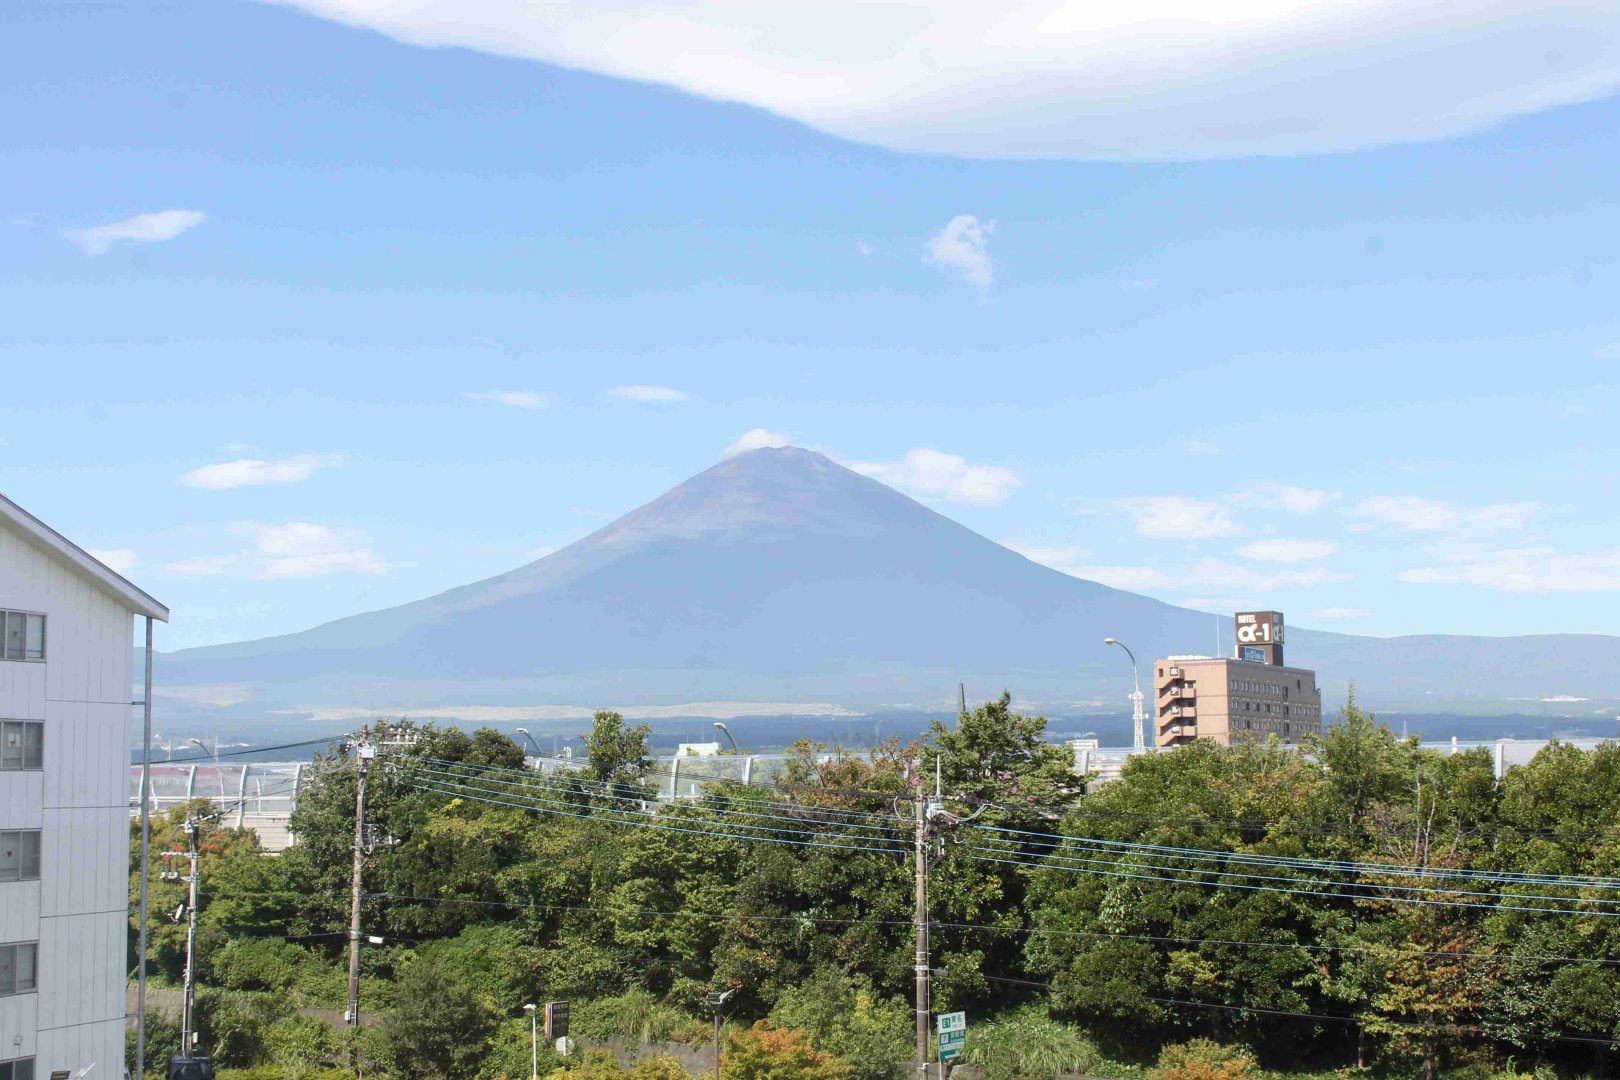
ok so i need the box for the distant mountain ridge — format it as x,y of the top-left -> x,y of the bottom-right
157,447 -> 1620,722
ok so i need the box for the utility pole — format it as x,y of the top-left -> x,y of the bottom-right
161,818 -> 203,1060
346,726 -> 377,1031
914,791 -> 930,1080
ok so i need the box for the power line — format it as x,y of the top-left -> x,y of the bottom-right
957,850 -> 1620,919
414,757 -> 907,838
409,764 -> 908,849
964,821 -> 1620,892
951,839 -> 1620,909
409,776 -> 907,857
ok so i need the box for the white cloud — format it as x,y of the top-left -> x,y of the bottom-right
1595,343 -> 1620,359
851,448 -> 1021,505
1348,495 -> 1537,534
1007,543 -> 1168,591
1399,548 -> 1620,592
1188,557 -> 1344,592
465,390 -> 548,408
722,428 -> 792,458
1237,538 -> 1338,563
1118,496 -> 1239,540
1065,565 -> 1171,591
1240,485 -> 1334,514
88,549 -> 139,576
1184,440 -> 1219,456
609,385 -> 690,403
169,522 -> 389,580
178,453 -> 343,490
1306,607 -> 1372,619
63,209 -> 206,255
925,215 -> 995,287
267,2 -> 1620,161
856,241 -> 874,257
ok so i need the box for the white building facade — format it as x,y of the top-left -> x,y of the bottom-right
1,493 -> 168,1080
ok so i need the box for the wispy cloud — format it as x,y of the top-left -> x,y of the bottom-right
608,385 -> 690,403
1307,607 -> 1372,619
1595,344 -> 1620,360
723,428 -> 792,458
465,390 -> 547,409
168,522 -> 389,580
1237,538 -> 1339,563
1239,485 -> 1335,514
925,215 -> 995,287
851,448 -> 1020,505
1187,558 -> 1345,592
1399,547 -> 1620,592
1118,496 -> 1239,540
63,209 -> 206,255
178,453 -> 343,491
88,549 -> 139,576
1184,440 -> 1219,457
1349,495 -> 1537,534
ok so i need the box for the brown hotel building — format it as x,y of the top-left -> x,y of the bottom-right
1153,611 -> 1324,748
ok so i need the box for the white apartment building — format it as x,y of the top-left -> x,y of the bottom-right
1,493 -> 168,1080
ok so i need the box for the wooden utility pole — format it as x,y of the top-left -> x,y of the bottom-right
914,792 -> 930,1080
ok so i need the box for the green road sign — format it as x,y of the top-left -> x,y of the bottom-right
937,1012 -> 966,1062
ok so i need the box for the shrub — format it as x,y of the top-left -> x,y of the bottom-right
723,1023 -> 849,1080
574,989 -> 699,1044
769,970 -> 910,1080
1151,1040 -> 1257,1080
960,1008 -> 1111,1080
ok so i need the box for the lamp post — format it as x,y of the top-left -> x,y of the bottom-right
1103,638 -> 1146,753
709,988 -> 737,1080
187,737 -> 217,763
712,722 -> 739,755
524,1003 -> 539,1080
515,728 -> 545,772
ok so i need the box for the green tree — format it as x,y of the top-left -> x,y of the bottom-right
379,951 -> 501,1079
769,969 -> 910,1080
723,1023 -> 849,1080
586,710 -> 653,787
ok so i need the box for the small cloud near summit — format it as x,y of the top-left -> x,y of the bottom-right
925,215 -> 995,287
723,428 -> 792,458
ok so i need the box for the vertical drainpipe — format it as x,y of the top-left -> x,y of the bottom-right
136,615 -> 155,1080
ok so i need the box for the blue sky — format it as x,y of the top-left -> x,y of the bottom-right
2,1 -> 1618,650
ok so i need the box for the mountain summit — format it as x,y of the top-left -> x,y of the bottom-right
160,447 -> 1620,721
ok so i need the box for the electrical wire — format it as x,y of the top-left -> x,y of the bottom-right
964,821 -> 1620,892
413,757 -> 907,837
408,762 -> 908,848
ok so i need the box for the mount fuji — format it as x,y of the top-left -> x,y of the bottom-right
156,447 -> 1620,724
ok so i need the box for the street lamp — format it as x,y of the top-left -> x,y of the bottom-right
712,722 -> 739,755
524,1003 -> 539,1080
1103,638 -> 1147,754
187,737 -> 217,763
709,988 -> 737,1080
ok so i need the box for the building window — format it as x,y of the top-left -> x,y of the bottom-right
0,1058 -> 36,1080
1,611 -> 45,662
0,941 -> 39,996
0,722 -> 44,771
0,831 -> 41,882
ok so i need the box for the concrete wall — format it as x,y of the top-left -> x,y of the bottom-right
1,516 -> 135,1078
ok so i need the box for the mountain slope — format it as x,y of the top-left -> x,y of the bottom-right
158,447 -> 1620,719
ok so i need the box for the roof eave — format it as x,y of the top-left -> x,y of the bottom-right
0,491 -> 170,622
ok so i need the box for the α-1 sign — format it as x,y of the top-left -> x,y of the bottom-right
936,1011 -> 966,1062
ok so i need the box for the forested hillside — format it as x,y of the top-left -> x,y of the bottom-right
130,698 -> 1620,1080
